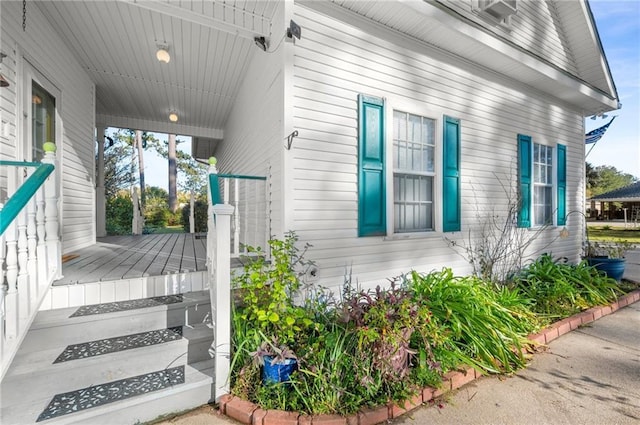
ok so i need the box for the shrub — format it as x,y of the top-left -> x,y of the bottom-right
512,254 -> 621,321
181,199 -> 208,233
407,269 -> 538,374
106,193 -> 132,235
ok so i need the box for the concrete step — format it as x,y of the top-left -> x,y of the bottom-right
0,359 -> 214,425
1,289 -> 216,425
1,324 -> 214,407
20,291 -> 212,352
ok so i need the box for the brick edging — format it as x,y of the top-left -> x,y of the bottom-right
218,289 -> 640,425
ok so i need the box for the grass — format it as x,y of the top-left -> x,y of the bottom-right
587,225 -> 640,243
145,225 -> 185,234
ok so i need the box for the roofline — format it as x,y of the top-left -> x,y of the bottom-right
584,0 -> 620,110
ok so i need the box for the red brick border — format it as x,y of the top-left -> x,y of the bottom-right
218,289 -> 640,425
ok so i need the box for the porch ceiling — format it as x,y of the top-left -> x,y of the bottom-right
35,0 -> 280,139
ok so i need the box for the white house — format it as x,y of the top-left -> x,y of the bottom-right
0,1 -> 619,423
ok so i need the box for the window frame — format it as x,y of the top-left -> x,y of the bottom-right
532,142 -> 554,227
518,134 -> 563,229
391,110 -> 437,233
384,98 -> 443,237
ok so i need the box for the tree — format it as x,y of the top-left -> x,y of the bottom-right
168,134 -> 178,212
586,163 -> 637,197
102,134 -> 131,199
135,130 -> 146,207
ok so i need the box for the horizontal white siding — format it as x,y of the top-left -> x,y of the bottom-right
290,5 -> 585,292
2,2 -> 95,253
215,2 -> 285,240
439,0 -> 578,77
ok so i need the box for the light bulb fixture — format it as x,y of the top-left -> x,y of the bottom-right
169,112 -> 178,122
156,44 -> 170,64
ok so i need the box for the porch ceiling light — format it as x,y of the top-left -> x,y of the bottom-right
156,44 -> 170,64
169,112 -> 178,122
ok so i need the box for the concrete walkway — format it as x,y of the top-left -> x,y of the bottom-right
154,250 -> 640,425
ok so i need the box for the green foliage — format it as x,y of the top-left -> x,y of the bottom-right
586,163 -> 637,198
512,254 -> 621,321
340,281 -> 439,383
143,186 -> 170,229
101,132 -> 134,199
233,232 -> 317,346
230,246 -> 627,416
105,192 -> 132,235
407,269 -> 538,374
181,199 -> 208,233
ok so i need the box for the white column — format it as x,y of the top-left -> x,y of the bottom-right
96,126 -> 107,237
42,142 -> 62,280
209,203 -> 234,401
189,191 -> 195,234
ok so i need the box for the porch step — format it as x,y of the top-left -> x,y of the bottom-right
1,292 -> 215,425
21,291 -> 212,351
1,360 -> 214,425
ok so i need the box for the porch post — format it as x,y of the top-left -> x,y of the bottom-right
96,126 -> 107,237
209,203 -> 234,401
42,143 -> 62,280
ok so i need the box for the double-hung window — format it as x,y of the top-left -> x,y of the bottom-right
357,94 -> 461,237
533,143 -> 553,226
517,134 -> 566,228
392,111 -> 436,232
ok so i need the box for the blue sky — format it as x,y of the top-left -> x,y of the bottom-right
587,0 -> 640,178
142,0 -> 639,190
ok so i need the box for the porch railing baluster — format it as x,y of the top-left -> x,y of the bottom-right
0,142 -> 59,380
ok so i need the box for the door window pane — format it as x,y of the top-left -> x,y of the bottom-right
32,81 -> 56,161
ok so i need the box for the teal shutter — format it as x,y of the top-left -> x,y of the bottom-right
358,95 -> 386,236
557,144 -> 567,225
443,116 -> 461,232
517,134 -> 532,228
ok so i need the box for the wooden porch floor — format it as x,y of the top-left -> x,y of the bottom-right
54,233 -> 208,286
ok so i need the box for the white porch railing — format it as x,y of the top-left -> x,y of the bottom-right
205,157 -> 268,400
0,144 -> 61,381
209,162 -> 268,258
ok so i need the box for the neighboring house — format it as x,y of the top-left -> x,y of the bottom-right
589,181 -> 640,222
0,0 -> 620,422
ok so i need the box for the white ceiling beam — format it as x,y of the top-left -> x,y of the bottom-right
97,113 -> 224,140
122,0 -> 270,40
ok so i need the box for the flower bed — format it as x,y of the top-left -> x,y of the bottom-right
226,234 -> 636,422
220,289 -> 640,425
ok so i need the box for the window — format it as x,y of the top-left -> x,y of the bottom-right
392,110 -> 436,232
517,134 -> 566,228
533,143 -> 553,226
31,81 -> 56,161
357,94 -> 461,236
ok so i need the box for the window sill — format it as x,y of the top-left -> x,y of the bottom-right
383,231 -> 441,241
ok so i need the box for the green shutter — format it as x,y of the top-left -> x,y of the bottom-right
443,116 -> 461,232
358,95 -> 386,236
557,144 -> 567,225
517,134 -> 532,228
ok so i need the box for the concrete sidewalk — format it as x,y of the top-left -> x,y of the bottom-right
154,251 -> 640,425
396,301 -> 640,424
